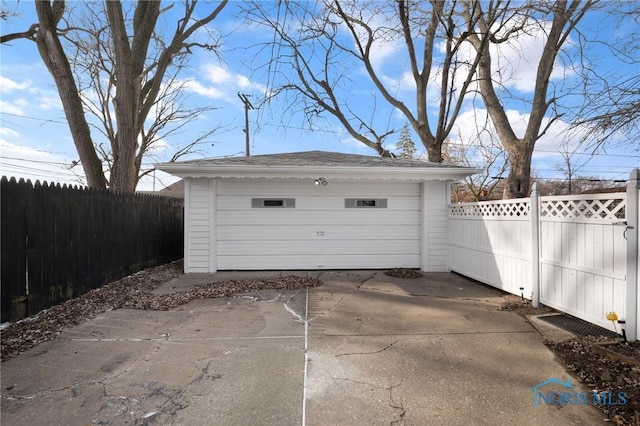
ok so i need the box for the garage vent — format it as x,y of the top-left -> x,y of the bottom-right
251,198 -> 296,208
345,198 -> 388,208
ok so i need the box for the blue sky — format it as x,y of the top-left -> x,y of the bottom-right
0,1 -> 638,191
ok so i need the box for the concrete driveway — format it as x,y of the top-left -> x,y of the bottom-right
1,271 -> 604,425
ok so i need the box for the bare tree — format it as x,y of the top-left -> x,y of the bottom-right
465,0 -> 594,198
242,0 -> 503,161
1,0 -> 228,192
577,74 -> 640,150
443,124 -> 508,202
0,1 -> 18,22
64,3 -> 223,185
573,4 -> 640,150
534,175 -> 623,196
553,139 -> 593,195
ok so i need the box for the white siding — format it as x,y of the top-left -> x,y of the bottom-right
184,178 -> 215,273
215,179 -> 422,270
421,181 -> 450,272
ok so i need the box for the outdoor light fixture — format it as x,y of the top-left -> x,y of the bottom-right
314,177 -> 328,186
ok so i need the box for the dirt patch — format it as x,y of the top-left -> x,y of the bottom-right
548,338 -> 640,425
384,268 -> 422,279
500,295 -> 640,425
498,294 -> 556,315
0,261 -> 322,362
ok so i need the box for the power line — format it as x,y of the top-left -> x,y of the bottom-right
0,143 -> 76,157
491,175 -> 628,183
534,149 -> 640,158
0,155 -> 74,166
534,164 -> 637,171
1,169 -> 83,183
0,112 -> 69,126
0,162 -> 79,177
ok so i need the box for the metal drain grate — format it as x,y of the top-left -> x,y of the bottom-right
538,314 -> 619,338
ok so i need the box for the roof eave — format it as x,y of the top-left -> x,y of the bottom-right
154,163 -> 480,181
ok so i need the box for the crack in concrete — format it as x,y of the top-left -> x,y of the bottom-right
92,380 -> 188,426
330,376 -> 406,425
357,272 -> 378,289
1,383 -> 80,401
359,286 -> 408,295
334,340 -> 400,357
2,336 -> 171,407
332,376 -> 388,390
356,284 -> 494,305
409,294 -> 498,304
235,292 -> 285,303
322,294 -> 347,314
388,378 -> 406,426
190,357 -> 222,386
311,273 -> 376,317
89,347 -> 201,423
1,340 -> 166,401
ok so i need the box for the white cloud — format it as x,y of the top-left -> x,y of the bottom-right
146,137 -> 171,154
0,76 -> 31,93
382,18 -> 577,104
367,36 -> 404,72
0,99 -> 25,115
35,92 -> 63,111
0,127 -> 20,140
236,75 -> 253,90
446,106 -> 618,181
184,79 -> 226,99
487,21 -> 576,93
381,71 -> 415,92
202,64 -> 234,85
0,74 -> 61,114
452,107 -> 572,151
0,141 -> 83,186
185,64 -> 268,103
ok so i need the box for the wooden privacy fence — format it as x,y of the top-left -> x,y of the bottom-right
1,177 -> 184,323
449,169 -> 639,341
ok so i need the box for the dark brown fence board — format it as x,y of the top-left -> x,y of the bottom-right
1,177 -> 184,323
1,178 -> 29,319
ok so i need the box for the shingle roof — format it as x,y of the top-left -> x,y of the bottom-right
171,150 -> 466,169
155,150 -> 480,181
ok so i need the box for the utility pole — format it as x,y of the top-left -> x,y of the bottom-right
238,93 -> 254,157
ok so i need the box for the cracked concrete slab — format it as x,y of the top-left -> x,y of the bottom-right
304,272 -> 605,426
2,270 -> 607,425
306,334 -> 601,425
2,288 -> 307,425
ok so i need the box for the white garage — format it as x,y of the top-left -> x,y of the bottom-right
155,151 -> 477,273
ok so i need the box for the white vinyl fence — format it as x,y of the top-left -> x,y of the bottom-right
448,170 -> 639,341
449,199 -> 533,299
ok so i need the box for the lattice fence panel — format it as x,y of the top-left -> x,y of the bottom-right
450,200 -> 530,218
540,194 -> 626,222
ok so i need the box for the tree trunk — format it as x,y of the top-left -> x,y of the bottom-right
466,0 -> 592,199
503,140 -> 534,198
106,1 -> 160,193
34,0 -> 107,189
473,31 -> 531,198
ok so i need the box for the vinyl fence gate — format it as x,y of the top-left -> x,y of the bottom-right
448,170 -> 639,341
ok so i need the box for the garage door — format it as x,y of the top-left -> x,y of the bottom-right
216,179 -> 421,270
